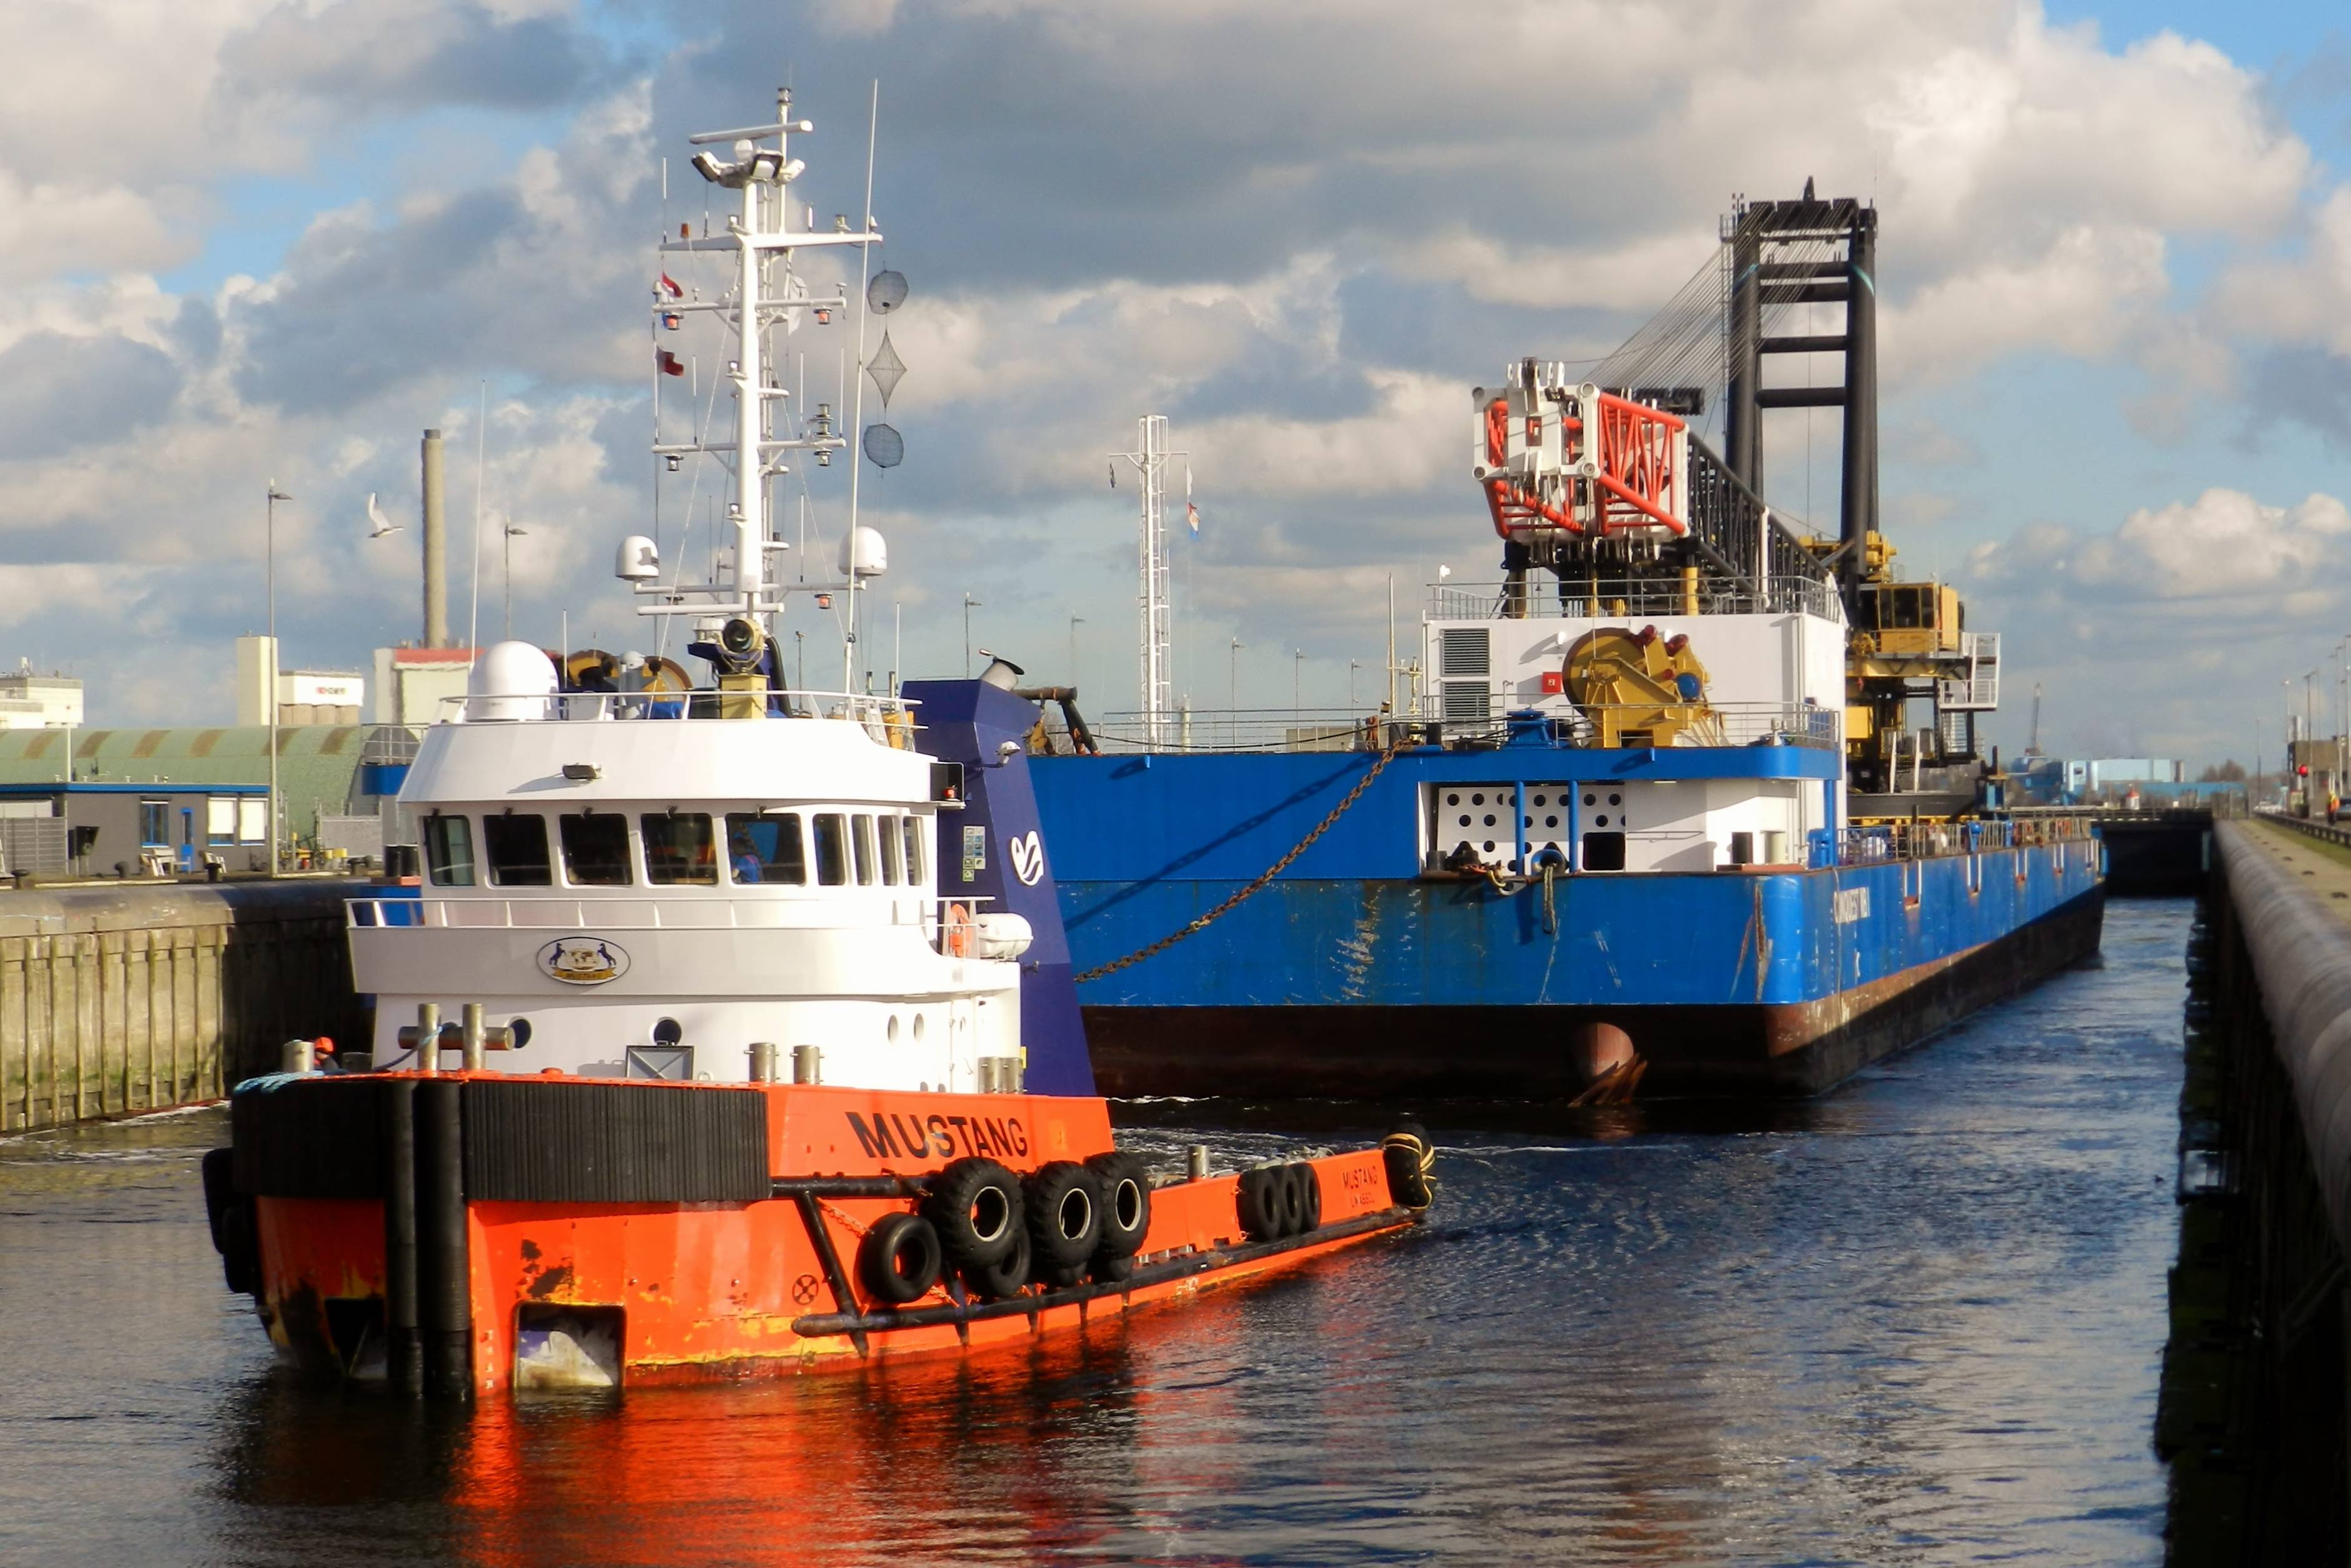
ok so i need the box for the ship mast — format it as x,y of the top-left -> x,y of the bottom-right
642,92 -> 875,637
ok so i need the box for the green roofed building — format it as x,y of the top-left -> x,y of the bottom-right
0,726 -> 385,856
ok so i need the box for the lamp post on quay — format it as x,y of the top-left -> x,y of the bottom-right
265,481 -> 293,878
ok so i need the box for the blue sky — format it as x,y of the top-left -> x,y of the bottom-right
5,0 -> 2351,769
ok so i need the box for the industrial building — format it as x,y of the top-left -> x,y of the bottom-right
234,635 -> 365,727
0,726 -> 389,877
0,664 -> 82,729
0,780 -> 273,876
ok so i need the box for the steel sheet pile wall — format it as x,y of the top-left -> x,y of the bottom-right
2159,820 -> 2351,1554
0,880 -> 364,1131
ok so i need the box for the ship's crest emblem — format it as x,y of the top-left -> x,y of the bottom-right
538,936 -> 630,986
1007,830 -> 1045,887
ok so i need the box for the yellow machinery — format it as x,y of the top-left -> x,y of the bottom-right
1562,625 -> 1720,748
1799,529 -> 1990,791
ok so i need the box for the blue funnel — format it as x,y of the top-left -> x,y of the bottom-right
901,678 -> 1095,1096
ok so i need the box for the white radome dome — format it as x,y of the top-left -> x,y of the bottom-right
465,641 -> 558,722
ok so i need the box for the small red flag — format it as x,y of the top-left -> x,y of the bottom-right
656,349 -> 685,377
660,273 -> 684,298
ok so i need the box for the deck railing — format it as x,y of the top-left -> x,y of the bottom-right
349,892 -> 1001,956
1829,815 -> 2098,867
1086,701 -> 1838,754
1425,575 -> 1845,624
435,688 -> 914,726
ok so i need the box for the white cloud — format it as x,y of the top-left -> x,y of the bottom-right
1969,487 -> 2351,605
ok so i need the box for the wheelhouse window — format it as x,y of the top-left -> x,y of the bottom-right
425,815 -> 477,887
852,814 -> 877,885
560,812 -> 633,886
725,812 -> 806,885
876,815 -> 899,885
812,813 -> 848,886
900,816 -> 925,884
482,812 -> 552,886
642,812 -> 715,885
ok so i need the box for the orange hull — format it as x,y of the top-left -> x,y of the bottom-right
240,1076 -> 1422,1394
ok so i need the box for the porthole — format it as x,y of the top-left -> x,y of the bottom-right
913,1013 -> 926,1042
1595,814 -> 1610,827
1582,792 -> 1597,807
1446,793 -> 1460,806
1545,815 -> 1559,829
1471,792 -> 1486,806
652,1017 -> 683,1047
509,1018 -> 532,1050
1609,792 -> 1622,806
1523,816 -> 1534,828
887,1014 -> 900,1044
1483,814 -> 1496,827
1484,841 -> 1495,851
1533,793 -> 1547,806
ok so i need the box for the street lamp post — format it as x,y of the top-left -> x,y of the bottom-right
1349,658 -> 1360,707
1293,648 -> 1305,711
265,481 -> 293,878
1069,615 -> 1084,685
1229,637 -> 1243,712
963,593 -> 982,677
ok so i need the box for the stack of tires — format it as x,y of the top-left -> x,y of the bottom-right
1235,1161 -> 1322,1243
858,1151 -> 1156,1307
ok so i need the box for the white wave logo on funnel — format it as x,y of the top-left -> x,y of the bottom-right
538,936 -> 630,986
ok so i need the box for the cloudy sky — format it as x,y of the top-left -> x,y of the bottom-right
9,0 -> 2351,766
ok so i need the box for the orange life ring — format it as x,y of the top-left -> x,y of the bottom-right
945,903 -> 974,958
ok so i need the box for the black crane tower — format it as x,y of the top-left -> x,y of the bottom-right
1724,195 -> 1878,608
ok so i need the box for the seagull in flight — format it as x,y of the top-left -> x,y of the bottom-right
367,493 -> 404,539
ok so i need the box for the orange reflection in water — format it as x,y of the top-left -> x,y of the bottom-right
433,1282 -> 1298,1568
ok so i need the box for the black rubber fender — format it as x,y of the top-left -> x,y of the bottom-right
961,1219 -> 1032,1302
858,1212 -> 943,1305
200,1146 -> 261,1295
1084,1150 -> 1153,1260
921,1157 -> 1021,1270
1292,1161 -> 1323,1233
1093,1252 -> 1135,1285
1275,1163 -> 1308,1237
1236,1165 -> 1287,1242
1381,1122 -> 1437,1211
1024,1160 -> 1103,1270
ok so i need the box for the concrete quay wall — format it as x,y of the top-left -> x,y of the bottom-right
0,879 -> 365,1132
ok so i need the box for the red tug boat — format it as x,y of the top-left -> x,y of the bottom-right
200,92 -> 1433,1397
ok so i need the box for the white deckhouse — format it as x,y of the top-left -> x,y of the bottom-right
348,95 -> 1030,1092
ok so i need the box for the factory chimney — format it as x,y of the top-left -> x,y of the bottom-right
420,428 -> 448,648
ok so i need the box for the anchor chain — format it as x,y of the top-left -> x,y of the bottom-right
1073,744 -> 1405,984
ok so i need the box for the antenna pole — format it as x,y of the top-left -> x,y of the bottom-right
734,143 -> 764,614
467,381 -> 485,653
844,81 -> 879,585
1112,415 -> 1183,747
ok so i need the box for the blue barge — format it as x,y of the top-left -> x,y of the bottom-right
1037,739 -> 2101,1096
1026,193 -> 2103,1099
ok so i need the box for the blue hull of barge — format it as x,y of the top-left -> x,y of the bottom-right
1031,747 -> 2106,1097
